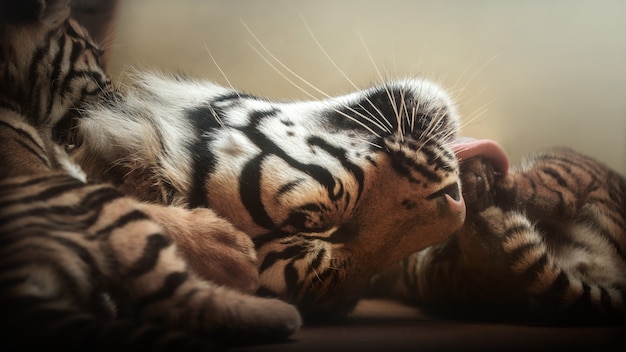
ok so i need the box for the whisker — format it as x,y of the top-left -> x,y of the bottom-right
242,20 -> 325,99
202,39 -> 239,96
410,105 -> 417,134
246,42 -> 317,100
459,97 -> 495,130
416,104 -> 449,154
207,102 -> 225,129
301,17 -> 391,134
453,52 -> 501,106
358,32 -> 398,133
243,20 -> 387,137
364,140 -> 383,149
330,106 -> 383,139
449,85 -> 487,108
352,101 -> 392,134
246,40 -> 383,137
399,90 -> 408,142
300,16 -> 357,95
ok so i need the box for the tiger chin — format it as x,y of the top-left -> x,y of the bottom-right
370,143 -> 626,325
0,0 -> 301,350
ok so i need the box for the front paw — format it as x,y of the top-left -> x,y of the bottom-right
182,208 -> 260,293
459,157 -> 498,211
140,204 -> 260,293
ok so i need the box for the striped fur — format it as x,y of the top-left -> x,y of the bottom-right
0,105 -> 301,350
1,0 -> 467,320
71,73 -> 467,317
0,1 -> 301,349
370,148 -> 626,324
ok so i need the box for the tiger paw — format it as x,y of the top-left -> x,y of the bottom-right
456,206 -> 524,286
139,204 -> 260,293
212,293 -> 303,342
459,157 -> 499,212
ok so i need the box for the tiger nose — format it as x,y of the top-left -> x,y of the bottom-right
427,182 -> 466,215
427,182 -> 461,202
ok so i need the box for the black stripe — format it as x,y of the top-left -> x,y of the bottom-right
390,148 -> 441,184
88,210 -> 150,240
0,177 -> 85,209
519,254 -> 549,287
284,262 -> 301,297
239,153 -> 275,229
15,138 -> 51,167
14,188 -> 123,231
502,222 -> 531,240
134,271 -> 189,311
0,174 -> 69,193
212,91 -> 254,103
600,287 -> 612,311
420,143 -> 452,173
541,166 -> 569,187
507,242 -> 540,267
252,229 -> 291,249
0,119 -> 48,158
276,180 -> 303,197
238,110 -> 350,230
185,105 -> 222,208
258,243 -> 307,272
47,30 -> 68,116
577,212 -> 626,262
529,268 -> 569,311
0,186 -> 123,232
126,234 -> 172,277
0,238 -> 94,302
25,30 -> 58,125
308,136 -> 365,202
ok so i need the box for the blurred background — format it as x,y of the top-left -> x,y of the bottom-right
103,0 -> 625,175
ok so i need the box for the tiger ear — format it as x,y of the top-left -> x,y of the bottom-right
0,0 -> 70,26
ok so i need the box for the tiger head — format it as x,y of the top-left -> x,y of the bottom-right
244,80 -> 508,317
0,0 -> 110,142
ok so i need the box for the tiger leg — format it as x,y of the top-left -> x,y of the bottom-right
0,226 -> 214,351
453,154 -> 625,321
371,205 -> 626,321
474,206 -> 626,322
98,197 -> 302,340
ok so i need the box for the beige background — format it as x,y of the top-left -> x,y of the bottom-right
107,0 -> 626,175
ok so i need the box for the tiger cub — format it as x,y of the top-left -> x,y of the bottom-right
370,143 -> 626,324
0,103 -> 301,350
0,0 -> 479,318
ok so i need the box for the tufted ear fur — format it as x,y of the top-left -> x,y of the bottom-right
0,0 -> 70,26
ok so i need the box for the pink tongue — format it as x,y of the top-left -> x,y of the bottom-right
452,138 -> 509,175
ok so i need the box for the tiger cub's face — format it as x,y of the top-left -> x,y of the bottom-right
0,0 -> 110,140
240,79 -> 472,315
